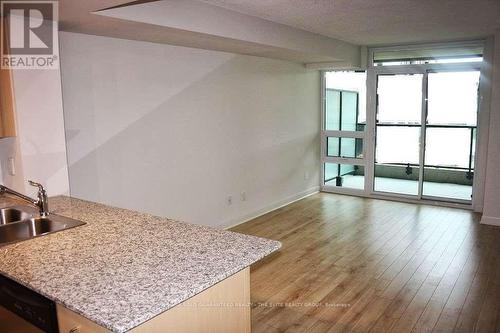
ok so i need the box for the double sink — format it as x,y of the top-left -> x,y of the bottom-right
0,206 -> 86,246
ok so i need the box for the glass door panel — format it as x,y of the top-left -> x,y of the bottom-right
374,127 -> 421,196
325,90 -> 341,130
324,163 -> 365,190
374,74 -> 423,196
325,90 -> 359,131
340,91 -> 359,131
422,71 -> 480,201
377,74 -> 423,124
427,72 -> 479,125
327,137 -> 363,159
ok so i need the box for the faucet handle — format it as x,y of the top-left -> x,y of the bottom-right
28,180 -> 45,192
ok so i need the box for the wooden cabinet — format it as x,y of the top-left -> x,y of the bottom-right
57,268 -> 251,333
0,16 -> 16,138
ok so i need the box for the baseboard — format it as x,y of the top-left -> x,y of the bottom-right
221,186 -> 320,230
480,215 -> 500,226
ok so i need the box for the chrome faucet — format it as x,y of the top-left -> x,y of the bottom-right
0,180 -> 49,217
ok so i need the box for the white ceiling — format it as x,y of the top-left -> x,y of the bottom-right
200,0 -> 500,45
57,0 -> 500,64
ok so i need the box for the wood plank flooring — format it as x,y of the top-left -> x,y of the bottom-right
231,193 -> 500,333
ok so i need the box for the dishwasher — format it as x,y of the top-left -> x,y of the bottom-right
0,274 -> 58,333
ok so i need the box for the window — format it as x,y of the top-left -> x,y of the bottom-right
324,163 -> 364,190
325,90 -> 359,131
427,71 -> 480,126
324,71 -> 366,132
327,137 -> 363,159
322,71 -> 367,191
377,74 -> 423,124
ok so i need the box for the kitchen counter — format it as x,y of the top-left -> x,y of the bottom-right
0,196 -> 280,332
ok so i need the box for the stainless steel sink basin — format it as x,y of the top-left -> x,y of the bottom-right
0,207 -> 35,225
0,206 -> 85,246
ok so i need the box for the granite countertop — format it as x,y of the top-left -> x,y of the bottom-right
0,196 -> 281,332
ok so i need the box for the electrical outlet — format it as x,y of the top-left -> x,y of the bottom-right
227,196 -> 232,205
240,192 -> 246,201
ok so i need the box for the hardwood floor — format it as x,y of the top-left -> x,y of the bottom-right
231,193 -> 500,333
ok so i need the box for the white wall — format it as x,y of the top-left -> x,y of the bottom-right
0,64 -> 70,197
59,32 -> 320,228
481,31 -> 500,225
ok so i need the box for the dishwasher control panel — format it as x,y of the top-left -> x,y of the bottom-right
0,274 -> 59,333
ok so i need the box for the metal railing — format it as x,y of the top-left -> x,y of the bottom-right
374,123 -> 475,178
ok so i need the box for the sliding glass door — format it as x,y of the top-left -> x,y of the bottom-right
374,74 -> 423,197
422,71 -> 480,201
372,70 -> 480,203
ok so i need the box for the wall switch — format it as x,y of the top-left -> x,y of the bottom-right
8,157 -> 15,176
240,192 -> 246,201
227,196 -> 232,205
304,171 -> 309,180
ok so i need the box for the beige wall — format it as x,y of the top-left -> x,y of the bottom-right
59,32 -> 320,228
481,31 -> 500,225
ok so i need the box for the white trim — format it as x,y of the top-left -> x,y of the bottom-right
371,188 -> 420,201
480,215 -> 500,226
221,186 -> 320,230
372,63 -> 482,74
322,187 -> 473,210
421,194 -> 472,205
418,73 -> 428,198
323,156 -> 364,165
320,71 -> 326,189
325,130 -> 365,138
321,185 -> 365,196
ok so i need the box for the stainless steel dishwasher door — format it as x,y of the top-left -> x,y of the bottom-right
0,305 -> 44,333
0,274 -> 59,333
